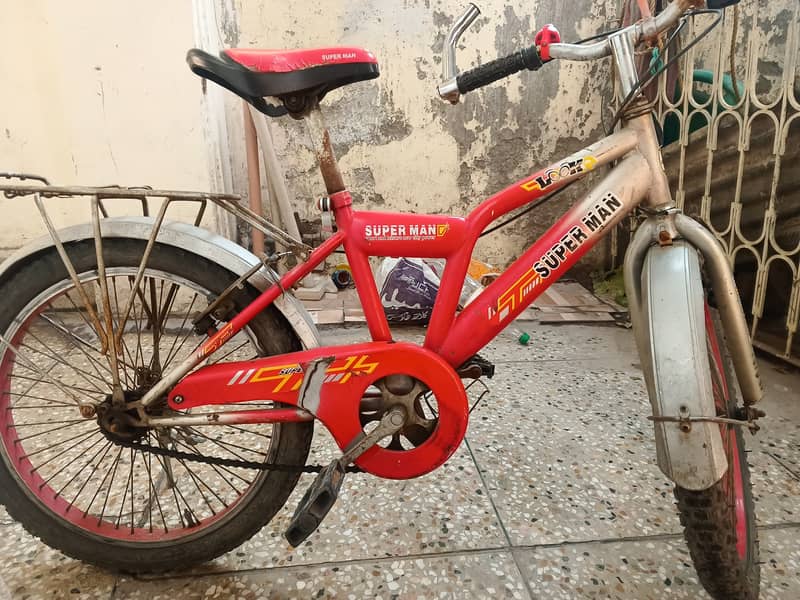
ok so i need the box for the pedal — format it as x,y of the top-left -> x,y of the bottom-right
285,460 -> 346,547
285,406 -> 406,546
457,353 -> 495,379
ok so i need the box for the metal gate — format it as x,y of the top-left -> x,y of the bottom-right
613,1 -> 800,365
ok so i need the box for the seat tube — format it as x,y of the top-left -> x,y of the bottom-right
306,105 -> 346,195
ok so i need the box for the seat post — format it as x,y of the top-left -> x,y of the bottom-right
305,105 -> 346,195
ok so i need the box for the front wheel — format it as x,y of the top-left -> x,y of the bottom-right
673,308 -> 759,599
0,239 -> 313,573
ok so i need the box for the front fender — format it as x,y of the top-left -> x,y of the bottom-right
0,217 -> 320,350
626,236 -> 727,490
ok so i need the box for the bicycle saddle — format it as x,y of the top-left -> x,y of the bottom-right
186,47 -> 379,117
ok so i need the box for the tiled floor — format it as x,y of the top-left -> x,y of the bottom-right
1,322 -> 798,599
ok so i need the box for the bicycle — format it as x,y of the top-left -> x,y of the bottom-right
0,1 -> 763,598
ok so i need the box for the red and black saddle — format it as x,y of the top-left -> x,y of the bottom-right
186,46 -> 379,116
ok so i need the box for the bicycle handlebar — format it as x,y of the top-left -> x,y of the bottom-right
456,46 -> 543,95
437,0 -> 699,103
548,0 -> 687,61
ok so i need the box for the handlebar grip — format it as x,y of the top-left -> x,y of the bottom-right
456,45 -> 543,94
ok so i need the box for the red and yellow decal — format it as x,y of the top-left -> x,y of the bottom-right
488,267 -> 543,323
520,155 -> 598,193
227,354 -> 380,393
200,322 -> 235,359
364,223 -> 450,241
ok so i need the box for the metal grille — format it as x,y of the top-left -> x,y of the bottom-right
615,2 -> 800,365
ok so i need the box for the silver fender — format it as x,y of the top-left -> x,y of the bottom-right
0,217 -> 321,350
625,236 -> 727,490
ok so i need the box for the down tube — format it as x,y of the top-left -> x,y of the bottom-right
440,153 -> 651,367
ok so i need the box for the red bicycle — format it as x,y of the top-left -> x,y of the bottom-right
0,1 -> 763,598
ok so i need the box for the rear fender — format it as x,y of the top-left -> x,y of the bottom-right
0,217 -> 320,350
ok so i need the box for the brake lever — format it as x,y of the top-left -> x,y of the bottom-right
438,3 -> 481,104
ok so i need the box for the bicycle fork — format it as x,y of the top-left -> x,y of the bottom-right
623,205 -> 763,490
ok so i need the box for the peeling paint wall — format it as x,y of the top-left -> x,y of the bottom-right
236,0 -> 616,271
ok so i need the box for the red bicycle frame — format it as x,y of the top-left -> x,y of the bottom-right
143,106 -> 658,474
188,126 -> 648,370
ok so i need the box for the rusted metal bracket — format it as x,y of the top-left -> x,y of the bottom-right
648,408 -> 764,434
190,251 -> 292,333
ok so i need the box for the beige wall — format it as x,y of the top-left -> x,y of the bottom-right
0,0 -> 213,253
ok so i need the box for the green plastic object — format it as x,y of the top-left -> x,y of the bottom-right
517,332 -> 531,345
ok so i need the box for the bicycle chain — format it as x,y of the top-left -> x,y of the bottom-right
115,438 -> 363,474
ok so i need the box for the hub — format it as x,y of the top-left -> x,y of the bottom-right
96,390 -> 149,444
359,374 -> 438,451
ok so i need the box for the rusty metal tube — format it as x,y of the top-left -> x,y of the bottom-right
243,100 -> 265,256
246,104 -> 302,243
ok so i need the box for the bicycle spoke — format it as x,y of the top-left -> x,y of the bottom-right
18,339 -> 107,393
37,434 -> 107,487
56,439 -> 113,500
128,276 -> 148,378
38,312 -> 112,380
110,279 -> 135,388
19,428 -> 99,461
10,372 -> 100,397
115,448 -> 135,529
15,419 -> 92,442
162,324 -> 204,373
162,293 -> 200,369
129,448 -> 137,533
209,340 -> 250,364
84,445 -> 123,521
4,391 -> 77,408
219,423 -> 273,441
172,456 -> 220,515
139,441 -> 168,532
62,290 -> 104,347
1,340 -> 86,405
14,418 -> 89,428
151,450 -> 192,529
184,426 -> 269,459
174,436 -> 252,491
66,439 -> 115,511
144,277 -> 162,372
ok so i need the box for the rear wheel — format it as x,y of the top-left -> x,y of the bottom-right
0,239 -> 313,573
674,307 -> 759,599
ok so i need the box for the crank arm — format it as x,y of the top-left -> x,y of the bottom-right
339,406 -> 406,466
284,405 -> 406,547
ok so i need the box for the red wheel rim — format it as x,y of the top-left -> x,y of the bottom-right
0,273 -> 275,543
705,305 -> 748,560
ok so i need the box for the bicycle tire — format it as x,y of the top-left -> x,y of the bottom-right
673,308 -> 760,599
0,238 -> 313,573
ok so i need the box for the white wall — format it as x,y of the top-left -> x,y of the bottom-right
0,0 -> 213,253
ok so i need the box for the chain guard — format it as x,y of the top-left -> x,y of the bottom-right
169,341 -> 470,479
